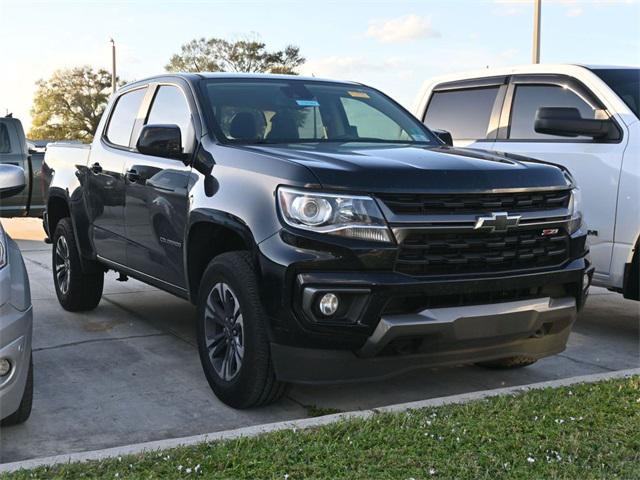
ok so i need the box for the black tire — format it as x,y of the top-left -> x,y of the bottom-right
2,355 -> 33,426
196,251 -> 287,409
623,245 -> 639,301
52,218 -> 104,312
476,356 -> 538,369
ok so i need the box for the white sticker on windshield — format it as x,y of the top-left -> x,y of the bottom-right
296,99 -> 320,107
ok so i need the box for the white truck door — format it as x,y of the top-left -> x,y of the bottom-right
490,75 -> 626,283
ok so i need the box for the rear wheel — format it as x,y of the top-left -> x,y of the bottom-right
52,218 -> 104,311
1,355 -> 33,426
196,251 -> 287,408
476,356 -> 538,369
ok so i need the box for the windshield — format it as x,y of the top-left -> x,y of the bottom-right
592,68 -> 640,118
200,78 -> 438,145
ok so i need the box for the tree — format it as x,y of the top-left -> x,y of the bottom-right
165,37 -> 305,75
29,67 -> 120,141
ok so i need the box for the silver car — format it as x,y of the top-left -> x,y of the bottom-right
0,164 -> 33,425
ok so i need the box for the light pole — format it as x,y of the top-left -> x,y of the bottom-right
110,38 -> 117,93
532,0 -> 542,63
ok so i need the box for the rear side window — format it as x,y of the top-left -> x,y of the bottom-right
0,124 -> 11,153
509,85 -> 597,140
105,88 -> 147,147
145,85 -> 194,150
592,68 -> 639,118
424,87 -> 499,141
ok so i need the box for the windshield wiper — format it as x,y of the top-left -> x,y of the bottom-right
320,138 -> 431,145
231,138 -> 433,146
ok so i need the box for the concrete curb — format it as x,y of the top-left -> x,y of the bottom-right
2,367 -> 638,474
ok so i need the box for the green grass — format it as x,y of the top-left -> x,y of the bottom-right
5,377 -> 639,479
303,404 -> 343,417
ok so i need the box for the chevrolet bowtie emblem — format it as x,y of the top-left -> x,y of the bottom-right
474,212 -> 521,233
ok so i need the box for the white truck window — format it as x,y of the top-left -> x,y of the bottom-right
509,85 -> 596,140
592,68 -> 640,118
0,124 -> 12,154
424,87 -> 499,141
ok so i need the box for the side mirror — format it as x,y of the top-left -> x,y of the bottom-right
534,107 -> 618,140
0,164 -> 26,199
432,129 -> 453,146
136,124 -> 186,160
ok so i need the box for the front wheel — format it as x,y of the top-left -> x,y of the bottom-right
196,251 -> 287,409
52,218 -> 104,311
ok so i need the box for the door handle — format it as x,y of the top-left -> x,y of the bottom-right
126,168 -> 140,183
90,162 -> 102,174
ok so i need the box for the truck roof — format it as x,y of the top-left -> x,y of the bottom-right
122,72 -> 360,91
411,63 -> 639,115
415,63 -> 636,87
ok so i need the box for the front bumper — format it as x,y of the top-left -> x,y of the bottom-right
0,234 -> 34,419
0,304 -> 33,419
258,228 -> 591,384
271,296 -> 575,384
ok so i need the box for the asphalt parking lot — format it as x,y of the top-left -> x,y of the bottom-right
1,218 -> 638,464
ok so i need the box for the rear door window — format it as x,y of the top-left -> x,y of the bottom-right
105,88 -> 147,147
424,87 -> 500,141
509,84 -> 597,140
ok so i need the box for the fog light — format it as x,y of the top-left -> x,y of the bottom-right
583,272 -> 591,289
0,359 -> 11,377
319,293 -> 339,316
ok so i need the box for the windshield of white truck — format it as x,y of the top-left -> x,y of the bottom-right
200,79 -> 438,145
592,68 -> 640,118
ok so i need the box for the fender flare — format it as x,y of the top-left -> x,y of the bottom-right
184,208 -> 260,302
46,187 -> 96,271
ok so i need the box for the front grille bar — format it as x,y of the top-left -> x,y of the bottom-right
377,188 -> 572,217
391,216 -> 571,243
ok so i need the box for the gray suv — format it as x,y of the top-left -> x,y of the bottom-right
0,164 -> 33,425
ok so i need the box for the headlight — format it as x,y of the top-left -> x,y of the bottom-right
568,187 -> 583,234
0,222 -> 7,270
277,187 -> 393,242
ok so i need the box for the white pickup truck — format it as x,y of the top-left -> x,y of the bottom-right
414,65 -> 639,300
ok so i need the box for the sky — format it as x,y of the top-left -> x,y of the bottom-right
1,0 -> 638,133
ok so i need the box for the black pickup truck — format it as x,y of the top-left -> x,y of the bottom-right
43,73 -> 592,408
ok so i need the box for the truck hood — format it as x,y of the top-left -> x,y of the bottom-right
237,143 -> 569,192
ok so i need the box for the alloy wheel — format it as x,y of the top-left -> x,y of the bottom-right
204,282 -> 245,381
55,236 -> 71,295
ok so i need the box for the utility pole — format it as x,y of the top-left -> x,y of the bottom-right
532,0 -> 542,63
110,38 -> 117,93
